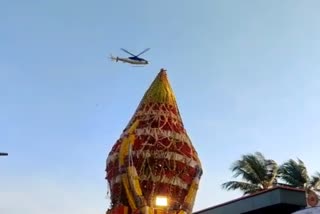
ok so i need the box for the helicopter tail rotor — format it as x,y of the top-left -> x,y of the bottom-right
110,55 -> 119,62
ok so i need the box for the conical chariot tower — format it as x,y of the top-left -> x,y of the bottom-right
106,69 -> 202,214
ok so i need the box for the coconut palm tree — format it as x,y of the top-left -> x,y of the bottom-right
222,152 -> 278,195
278,159 -> 320,192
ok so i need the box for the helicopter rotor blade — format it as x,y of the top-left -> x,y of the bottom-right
136,48 -> 150,57
120,48 -> 136,57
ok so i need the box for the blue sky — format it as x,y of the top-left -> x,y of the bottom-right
1,0 -> 320,213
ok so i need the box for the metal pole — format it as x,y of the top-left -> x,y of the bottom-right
0,153 -> 8,156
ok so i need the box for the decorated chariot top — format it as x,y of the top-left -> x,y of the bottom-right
106,69 -> 202,214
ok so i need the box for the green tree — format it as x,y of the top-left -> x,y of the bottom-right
222,152 -> 278,195
278,158 -> 320,192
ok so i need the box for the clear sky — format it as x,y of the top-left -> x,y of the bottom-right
1,0 -> 320,213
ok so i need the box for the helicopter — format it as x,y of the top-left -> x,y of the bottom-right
110,48 -> 150,65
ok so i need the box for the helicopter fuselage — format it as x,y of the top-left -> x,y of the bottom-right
111,56 -> 148,65
110,48 -> 150,65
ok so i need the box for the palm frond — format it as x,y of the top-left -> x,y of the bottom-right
245,153 -> 266,182
230,160 -> 261,184
223,152 -> 278,195
221,181 -> 262,195
279,159 -> 309,188
310,172 -> 320,190
230,152 -> 274,184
